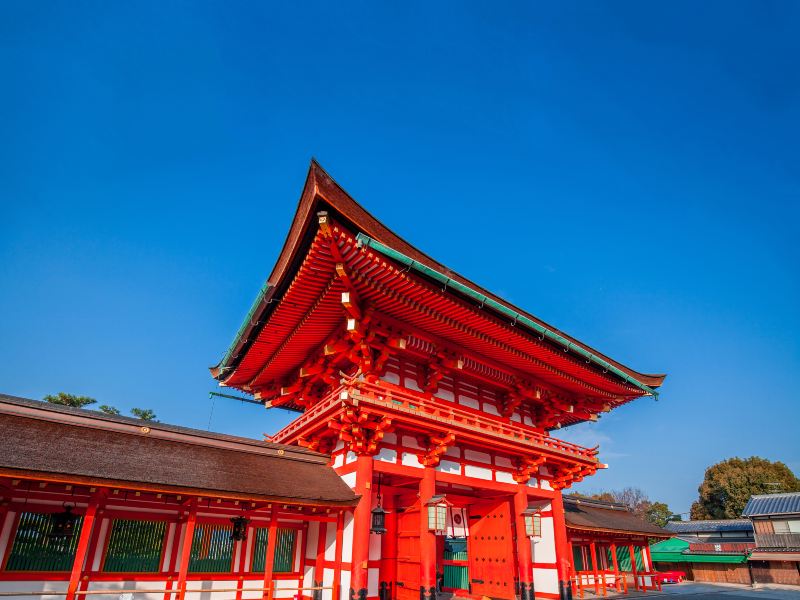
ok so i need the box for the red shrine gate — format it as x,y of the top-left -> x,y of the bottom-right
212,162 -> 665,600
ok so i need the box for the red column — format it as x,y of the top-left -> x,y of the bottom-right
176,500 -> 198,600
551,492 -> 572,600
380,493 -> 397,600
315,521 -> 328,600
65,495 -> 103,600
514,486 -> 534,600
263,511 -> 279,600
333,511 -> 344,600
628,545 -> 638,590
351,455 -> 374,600
589,542 -> 599,595
419,467 -> 437,600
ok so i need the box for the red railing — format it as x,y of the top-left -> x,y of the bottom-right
272,379 -> 599,463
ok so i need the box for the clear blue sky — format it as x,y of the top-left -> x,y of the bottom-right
1,1 -> 798,516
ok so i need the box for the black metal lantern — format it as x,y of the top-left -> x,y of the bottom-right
49,505 -> 78,540
370,473 -> 387,535
230,516 -> 250,541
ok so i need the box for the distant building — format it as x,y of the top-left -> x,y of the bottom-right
563,496 -> 671,594
650,520 -> 754,584
742,492 -> 800,585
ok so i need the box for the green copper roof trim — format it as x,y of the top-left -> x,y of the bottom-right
217,280 -> 273,376
355,233 -> 658,399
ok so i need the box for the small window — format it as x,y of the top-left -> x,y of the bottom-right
5,511 -> 84,571
251,528 -> 297,573
103,519 -> 167,573
188,523 -> 234,573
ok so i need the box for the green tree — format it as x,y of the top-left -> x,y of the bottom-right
644,502 -> 674,528
98,405 -> 121,415
690,457 -> 800,520
130,408 -> 157,421
44,392 -> 96,408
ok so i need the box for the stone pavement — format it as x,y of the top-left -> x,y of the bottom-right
610,582 -> 800,600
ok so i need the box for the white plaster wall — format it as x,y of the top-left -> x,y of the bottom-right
333,453 -> 345,468
375,448 -> 397,463
367,567 -> 379,596
87,580 -> 169,600
464,449 -> 491,464
532,516 -> 556,563
341,471 -> 357,488
495,471 -> 516,484
304,563 -> 315,593
342,512 -> 354,562
437,459 -> 460,474
401,452 -> 423,468
306,522 -> 320,559
324,521 -> 337,561
273,579 -> 300,599
533,568 -> 559,594
494,456 -> 513,469
322,566 -> 335,600
0,510 -> 16,560
368,528 -> 381,561
0,581 -> 69,600
346,451 -> 357,464
340,570 -> 351,600
464,464 -> 491,480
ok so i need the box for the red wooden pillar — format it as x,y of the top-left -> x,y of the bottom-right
315,521 -> 328,600
379,493 -> 397,600
610,543 -> 619,590
263,511 -> 279,600
628,544 -> 638,591
333,511 -> 345,600
514,486 -> 534,600
551,492 -> 572,600
65,492 -> 104,600
643,544 -> 652,572
351,455 -> 374,600
589,542 -> 599,595
176,500 -> 198,600
419,467 -> 437,600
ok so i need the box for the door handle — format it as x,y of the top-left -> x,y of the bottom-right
471,579 -> 484,584
396,583 -> 404,587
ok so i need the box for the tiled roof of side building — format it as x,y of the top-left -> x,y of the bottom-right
563,495 -> 673,537
0,393 -> 357,506
742,492 -> 800,517
665,520 -> 753,534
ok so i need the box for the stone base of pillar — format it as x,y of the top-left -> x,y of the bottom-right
519,581 -> 535,600
419,586 -> 436,600
349,588 -> 367,600
559,580 -> 573,600
379,582 -> 391,600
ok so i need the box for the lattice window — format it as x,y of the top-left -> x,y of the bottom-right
251,528 -> 297,573
5,511 -> 84,571
188,523 -> 234,573
103,519 -> 167,573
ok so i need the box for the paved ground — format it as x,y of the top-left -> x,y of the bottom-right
618,582 -> 800,600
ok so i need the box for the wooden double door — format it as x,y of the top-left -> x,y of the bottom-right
467,499 -> 516,600
394,497 -> 517,600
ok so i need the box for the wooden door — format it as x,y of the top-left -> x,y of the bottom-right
467,500 -> 516,600
395,504 -> 421,600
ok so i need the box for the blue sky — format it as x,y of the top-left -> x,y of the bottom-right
1,1 -> 798,515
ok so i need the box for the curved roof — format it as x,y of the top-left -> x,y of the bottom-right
0,393 -> 356,506
563,495 -> 672,537
212,161 -> 665,399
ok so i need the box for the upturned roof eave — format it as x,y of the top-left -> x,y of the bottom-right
212,160 -> 666,391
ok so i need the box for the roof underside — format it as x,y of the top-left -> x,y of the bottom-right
213,162 -> 665,415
